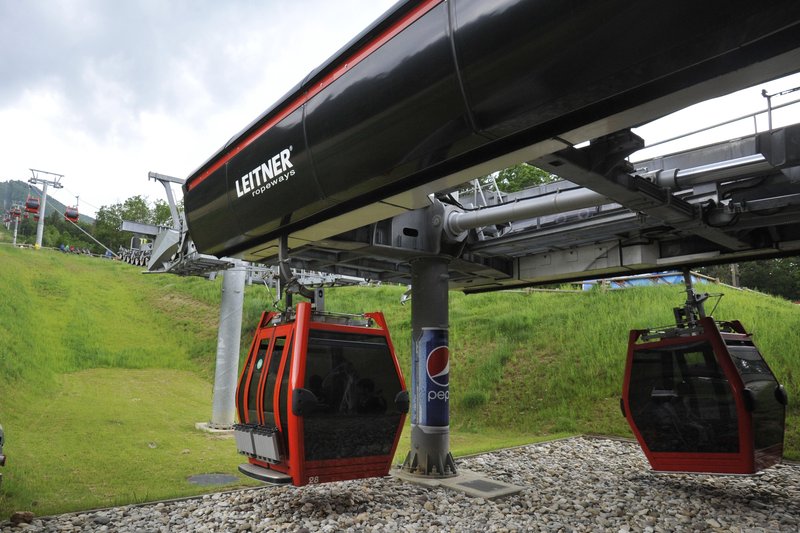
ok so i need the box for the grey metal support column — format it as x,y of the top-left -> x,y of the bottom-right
209,260 -> 247,429
34,182 -> 48,249
402,256 -> 457,477
12,218 -> 18,246
28,169 -> 63,249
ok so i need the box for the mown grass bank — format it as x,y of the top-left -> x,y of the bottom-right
1,242 -> 799,518
324,282 -> 800,455
0,245 -> 250,517
0,247 -> 562,517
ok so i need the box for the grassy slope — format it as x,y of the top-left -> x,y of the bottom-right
1,242 -> 799,517
0,245 -> 253,517
323,282 -> 800,461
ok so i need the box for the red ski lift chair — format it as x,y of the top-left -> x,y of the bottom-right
623,308 -> 787,474
234,302 -> 408,486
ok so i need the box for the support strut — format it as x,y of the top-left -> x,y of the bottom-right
279,235 -> 315,307
402,256 -> 457,478
674,268 -> 709,328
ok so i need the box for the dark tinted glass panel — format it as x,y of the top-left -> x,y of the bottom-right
247,340 -> 270,423
728,346 -> 775,383
302,329 -> 403,461
237,353 -> 249,423
629,341 -> 738,453
728,346 -> 784,450
279,342 -> 292,459
262,337 -> 286,427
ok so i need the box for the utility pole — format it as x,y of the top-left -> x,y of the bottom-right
28,169 -> 64,249
730,263 -> 740,287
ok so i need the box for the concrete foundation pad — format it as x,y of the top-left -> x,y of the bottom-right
187,473 -> 240,485
391,466 -> 523,499
195,422 -> 234,435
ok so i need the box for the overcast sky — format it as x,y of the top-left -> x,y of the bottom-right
1,0 -> 799,217
0,0 -> 396,216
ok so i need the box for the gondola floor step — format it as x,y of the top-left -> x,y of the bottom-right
238,463 -> 292,484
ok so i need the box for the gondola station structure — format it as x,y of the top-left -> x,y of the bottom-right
167,0 -> 800,489
622,271 -> 787,474
233,301 -> 408,486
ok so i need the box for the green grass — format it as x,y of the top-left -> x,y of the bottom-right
316,282 -> 800,456
0,245 -> 254,516
2,369 -> 256,514
0,247 -> 215,384
1,243 -> 800,518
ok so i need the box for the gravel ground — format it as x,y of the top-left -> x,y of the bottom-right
4,436 -> 799,532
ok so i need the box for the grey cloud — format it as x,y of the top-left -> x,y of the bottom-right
0,1 -> 296,135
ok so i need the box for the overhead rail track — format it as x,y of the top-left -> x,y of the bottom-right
182,0 -> 800,274
262,122 -> 800,293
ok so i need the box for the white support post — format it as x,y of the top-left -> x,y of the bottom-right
35,182 -> 48,249
208,260 -> 248,429
28,169 -> 64,249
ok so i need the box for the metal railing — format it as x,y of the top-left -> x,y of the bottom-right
635,86 -> 800,156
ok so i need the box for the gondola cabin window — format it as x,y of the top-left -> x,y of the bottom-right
262,337 -> 286,427
302,329 -> 403,461
727,344 -> 785,453
628,341 -> 739,454
246,340 -> 270,424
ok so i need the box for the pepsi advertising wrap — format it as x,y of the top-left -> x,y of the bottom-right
415,327 -> 449,427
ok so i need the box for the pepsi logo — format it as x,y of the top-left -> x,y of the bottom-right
426,346 -> 449,386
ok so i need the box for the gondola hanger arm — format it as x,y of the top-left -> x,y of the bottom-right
278,234 -> 315,301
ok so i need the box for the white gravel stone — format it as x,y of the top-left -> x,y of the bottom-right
4,437 -> 799,532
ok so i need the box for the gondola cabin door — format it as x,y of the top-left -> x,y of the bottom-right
235,302 -> 408,486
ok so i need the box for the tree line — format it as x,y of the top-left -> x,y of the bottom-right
700,261 -> 800,302
94,196 -> 174,251
7,195 -> 173,254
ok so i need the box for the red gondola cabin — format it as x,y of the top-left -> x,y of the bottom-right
24,196 -> 40,214
234,302 -> 408,486
65,206 -> 79,223
622,317 -> 786,474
